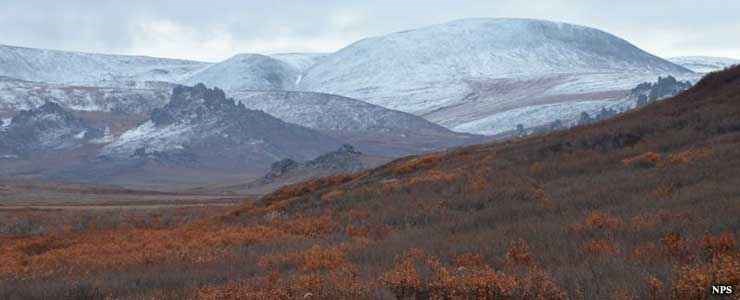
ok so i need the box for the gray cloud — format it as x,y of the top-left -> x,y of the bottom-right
1,0 -> 737,61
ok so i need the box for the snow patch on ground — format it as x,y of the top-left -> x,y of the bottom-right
454,98 -> 634,135
101,121 -> 191,156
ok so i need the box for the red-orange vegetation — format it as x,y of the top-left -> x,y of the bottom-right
629,242 -> 661,262
581,238 -> 620,256
576,211 -> 623,232
273,214 -> 338,237
505,239 -> 534,266
529,162 -> 545,175
644,275 -> 664,300
650,183 -> 676,200
405,169 -> 457,187
661,232 -> 693,262
622,152 -> 662,168
2,225 -> 286,278
667,147 -> 713,165
454,252 -> 487,269
391,153 -> 443,175
700,232 -> 735,259
320,189 -> 345,203
380,249 -> 424,299
267,173 -> 358,204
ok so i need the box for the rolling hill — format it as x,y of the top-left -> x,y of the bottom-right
230,90 -> 481,156
299,18 -> 695,134
0,44 -> 211,88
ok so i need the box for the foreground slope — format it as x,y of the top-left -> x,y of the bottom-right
1,69 -> 738,299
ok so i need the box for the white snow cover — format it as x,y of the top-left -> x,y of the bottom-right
268,53 -> 328,73
0,78 -> 169,114
0,118 -> 10,131
296,18 -> 694,134
183,54 -> 300,91
230,90 -> 451,134
0,44 -> 211,87
101,121 -> 192,156
667,56 -> 740,73
454,99 -> 633,135
0,19 -> 711,138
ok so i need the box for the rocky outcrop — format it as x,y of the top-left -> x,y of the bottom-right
101,84 -> 343,169
0,102 -> 102,157
262,144 -> 364,182
630,76 -> 692,108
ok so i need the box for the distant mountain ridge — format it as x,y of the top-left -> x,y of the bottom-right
668,56 -> 740,73
0,44 -> 211,88
231,90 -> 481,156
101,84 -> 343,169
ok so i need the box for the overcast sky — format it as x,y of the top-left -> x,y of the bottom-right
1,0 -> 737,62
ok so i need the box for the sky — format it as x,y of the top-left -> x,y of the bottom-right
1,0 -> 738,62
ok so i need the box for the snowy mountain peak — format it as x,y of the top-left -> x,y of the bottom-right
183,54 -> 300,91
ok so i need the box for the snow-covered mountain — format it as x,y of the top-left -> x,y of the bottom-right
0,44 -> 211,88
0,102 -> 102,158
0,77 -> 170,116
101,84 -> 343,169
231,90 -> 479,155
667,56 -> 740,73
183,54 -> 300,91
268,53 -> 328,73
298,18 -> 695,134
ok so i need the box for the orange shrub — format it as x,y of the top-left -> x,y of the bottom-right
700,232 -> 735,259
405,169 -> 457,187
392,154 -> 443,175
320,189 -> 345,203
275,214 -> 338,237
622,152 -> 662,168
381,250 -> 424,298
454,252 -> 487,269
581,239 -> 619,256
650,183 -> 675,200
661,232 -> 692,261
583,211 -> 623,231
629,242 -> 661,262
644,275 -> 663,300
505,239 -> 534,266
667,147 -> 713,165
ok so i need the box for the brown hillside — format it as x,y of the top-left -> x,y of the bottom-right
1,67 -> 739,299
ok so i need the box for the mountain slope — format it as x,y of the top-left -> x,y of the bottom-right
230,90 -> 481,156
299,18 -> 694,134
0,77 -> 170,116
0,44 -> 211,87
268,53 -> 328,73
0,102 -> 102,158
101,84 -> 343,169
668,56 -> 740,73
183,54 -> 300,91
